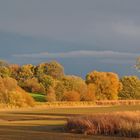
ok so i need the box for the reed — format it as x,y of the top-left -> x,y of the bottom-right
66,111 -> 140,138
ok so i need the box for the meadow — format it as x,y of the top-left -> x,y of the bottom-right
0,104 -> 140,140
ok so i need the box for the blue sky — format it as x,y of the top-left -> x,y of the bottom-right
0,0 -> 140,77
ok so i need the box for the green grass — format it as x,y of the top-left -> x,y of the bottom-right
0,105 -> 140,140
30,93 -> 46,102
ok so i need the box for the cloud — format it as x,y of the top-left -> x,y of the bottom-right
13,50 -> 140,60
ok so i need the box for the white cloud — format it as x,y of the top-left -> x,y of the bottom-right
13,50 -> 140,59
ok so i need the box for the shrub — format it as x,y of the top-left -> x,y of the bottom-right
63,91 -> 80,101
9,87 -> 35,107
0,77 -> 34,107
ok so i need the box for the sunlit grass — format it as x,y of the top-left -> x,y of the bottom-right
0,105 -> 140,140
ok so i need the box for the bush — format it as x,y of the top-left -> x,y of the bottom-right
63,91 -> 80,101
0,77 -> 34,107
9,87 -> 35,107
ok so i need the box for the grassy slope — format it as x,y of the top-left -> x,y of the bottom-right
30,93 -> 46,102
0,105 -> 140,140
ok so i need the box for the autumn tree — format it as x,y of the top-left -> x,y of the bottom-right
34,63 -> 46,78
0,77 -> 34,106
43,61 -> 64,79
9,64 -> 20,80
19,64 -> 34,80
54,81 -> 66,101
0,66 -> 11,77
22,78 -> 45,94
38,75 -> 55,93
61,75 -> 87,99
119,76 -> 140,99
54,75 -> 88,101
46,87 -> 56,102
86,71 -> 122,100
82,84 -> 96,101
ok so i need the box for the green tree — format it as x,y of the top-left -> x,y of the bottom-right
119,76 -> 140,99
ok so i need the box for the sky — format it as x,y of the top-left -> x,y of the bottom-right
0,0 -> 140,78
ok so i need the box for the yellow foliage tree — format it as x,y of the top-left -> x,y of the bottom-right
86,71 -> 122,100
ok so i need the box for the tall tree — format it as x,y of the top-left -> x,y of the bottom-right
86,71 -> 122,100
119,76 -> 140,99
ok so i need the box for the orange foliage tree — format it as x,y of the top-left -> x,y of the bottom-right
86,71 -> 122,100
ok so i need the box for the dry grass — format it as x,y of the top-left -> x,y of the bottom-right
36,100 -> 140,108
96,100 -> 140,106
1,100 -> 140,110
0,106 -> 139,140
66,111 -> 140,138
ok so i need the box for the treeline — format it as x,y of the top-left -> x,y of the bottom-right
0,60 -> 140,105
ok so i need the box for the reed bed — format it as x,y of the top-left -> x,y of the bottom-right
66,111 -> 140,138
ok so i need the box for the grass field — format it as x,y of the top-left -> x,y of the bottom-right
0,105 -> 140,140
